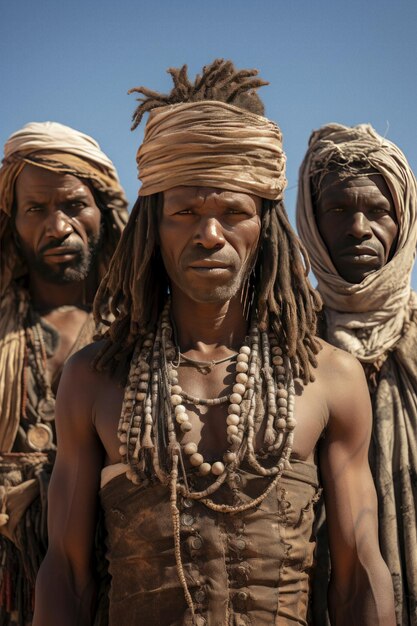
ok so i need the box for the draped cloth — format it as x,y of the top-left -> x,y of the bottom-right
100,459 -> 321,626
0,288 -> 98,625
137,101 -> 287,201
296,123 -> 417,363
296,123 -> 417,625
0,121 -> 128,625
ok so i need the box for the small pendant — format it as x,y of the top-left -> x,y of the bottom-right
38,397 -> 56,422
27,423 -> 54,451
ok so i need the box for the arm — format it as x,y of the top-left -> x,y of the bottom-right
319,347 -> 395,626
33,347 -> 104,626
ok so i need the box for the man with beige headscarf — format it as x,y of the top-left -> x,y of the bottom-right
0,121 -> 128,624
297,123 -> 417,626
34,61 -> 395,626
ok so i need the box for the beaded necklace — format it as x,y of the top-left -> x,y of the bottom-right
118,299 -> 296,620
119,299 -> 296,494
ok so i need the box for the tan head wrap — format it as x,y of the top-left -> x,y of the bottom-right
137,101 -> 286,200
0,121 -> 126,216
296,123 -> 417,362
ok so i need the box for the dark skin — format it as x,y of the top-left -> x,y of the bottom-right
34,187 -> 395,625
315,173 -> 398,284
14,164 -> 102,384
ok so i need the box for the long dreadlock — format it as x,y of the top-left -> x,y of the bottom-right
94,59 -> 321,383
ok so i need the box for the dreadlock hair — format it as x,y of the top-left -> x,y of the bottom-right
128,58 -> 268,128
93,59 -> 321,383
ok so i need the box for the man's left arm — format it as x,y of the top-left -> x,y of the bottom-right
319,348 -> 395,625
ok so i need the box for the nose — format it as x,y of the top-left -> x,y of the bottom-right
347,211 -> 372,239
44,210 -> 74,240
195,216 -> 226,249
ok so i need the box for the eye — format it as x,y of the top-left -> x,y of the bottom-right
26,206 -> 43,214
371,206 -> 390,215
175,208 -> 193,215
68,200 -> 88,211
326,206 -> 345,213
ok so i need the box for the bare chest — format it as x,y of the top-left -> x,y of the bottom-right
95,362 -> 328,467
42,309 -> 90,389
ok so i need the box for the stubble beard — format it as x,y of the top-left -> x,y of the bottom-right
24,232 -> 103,285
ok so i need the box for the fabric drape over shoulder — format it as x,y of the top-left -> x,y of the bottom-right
0,121 -> 128,623
296,123 -> 417,625
296,123 -> 417,362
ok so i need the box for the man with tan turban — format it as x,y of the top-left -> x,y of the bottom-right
296,123 -> 417,626
34,61 -> 394,626
0,121 -> 128,624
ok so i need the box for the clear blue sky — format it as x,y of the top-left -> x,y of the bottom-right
1,0 -> 416,287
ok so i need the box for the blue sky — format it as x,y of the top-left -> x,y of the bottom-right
1,0 -> 416,287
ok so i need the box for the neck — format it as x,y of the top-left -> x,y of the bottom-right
28,272 -> 87,312
170,288 -> 249,358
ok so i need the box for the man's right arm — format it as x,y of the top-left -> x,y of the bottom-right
33,348 -> 104,626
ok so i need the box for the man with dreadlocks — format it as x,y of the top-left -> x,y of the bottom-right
34,61 -> 394,626
0,121 -> 128,624
296,123 -> 417,626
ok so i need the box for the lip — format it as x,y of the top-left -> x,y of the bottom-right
188,266 -> 231,274
43,246 -> 80,255
188,260 -> 230,268
188,261 -> 231,273
42,247 -> 80,262
340,246 -> 378,257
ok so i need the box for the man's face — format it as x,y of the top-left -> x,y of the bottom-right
159,186 -> 262,304
14,164 -> 102,284
315,172 -> 398,284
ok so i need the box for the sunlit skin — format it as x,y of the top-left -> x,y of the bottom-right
315,173 -> 398,284
14,164 -> 102,299
159,185 -> 262,360
160,185 -> 262,302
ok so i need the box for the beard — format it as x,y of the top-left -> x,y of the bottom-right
20,228 -> 103,285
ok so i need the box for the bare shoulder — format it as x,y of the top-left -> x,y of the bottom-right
57,340 -> 112,413
65,338 -> 103,368
315,337 -> 365,381
315,339 -> 367,391
313,338 -> 371,431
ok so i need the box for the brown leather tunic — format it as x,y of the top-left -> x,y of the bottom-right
100,459 -> 320,626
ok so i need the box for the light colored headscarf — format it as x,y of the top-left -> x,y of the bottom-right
137,101 -> 287,201
296,123 -> 417,362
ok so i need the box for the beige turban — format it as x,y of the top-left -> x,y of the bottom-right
296,123 -> 417,362
0,121 -> 126,216
136,101 -> 286,200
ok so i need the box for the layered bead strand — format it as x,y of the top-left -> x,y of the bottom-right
118,333 -> 155,483
118,301 -> 297,505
